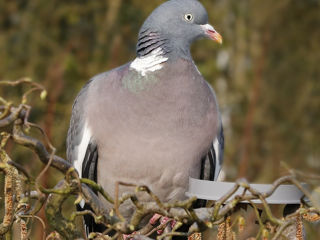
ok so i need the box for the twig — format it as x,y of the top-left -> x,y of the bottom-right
271,219 -> 295,240
19,219 -> 28,240
19,215 -> 47,240
81,178 -> 115,204
0,151 -> 17,235
12,119 -> 73,174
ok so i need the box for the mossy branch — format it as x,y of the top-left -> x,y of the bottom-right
0,79 -> 319,240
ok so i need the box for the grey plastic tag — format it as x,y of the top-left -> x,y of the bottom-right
186,178 -> 307,204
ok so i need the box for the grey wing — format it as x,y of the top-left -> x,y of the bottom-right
200,120 -> 224,181
196,120 -> 224,208
66,79 -> 102,233
66,79 -> 98,181
212,121 -> 224,180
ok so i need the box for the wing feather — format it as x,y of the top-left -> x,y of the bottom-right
200,121 -> 224,181
66,79 -> 103,233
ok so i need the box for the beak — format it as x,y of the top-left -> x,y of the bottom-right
201,24 -> 223,44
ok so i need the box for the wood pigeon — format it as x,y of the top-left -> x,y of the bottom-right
67,0 -> 224,233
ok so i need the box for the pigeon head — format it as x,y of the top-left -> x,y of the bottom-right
136,0 -> 222,59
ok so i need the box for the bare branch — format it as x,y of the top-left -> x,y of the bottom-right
1,80 -> 319,240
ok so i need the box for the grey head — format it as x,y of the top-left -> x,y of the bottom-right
136,0 -> 222,59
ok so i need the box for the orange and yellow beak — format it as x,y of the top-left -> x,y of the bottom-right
201,24 -> 223,44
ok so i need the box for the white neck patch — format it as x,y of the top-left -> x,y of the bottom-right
130,48 -> 168,76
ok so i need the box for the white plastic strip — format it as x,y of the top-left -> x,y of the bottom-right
186,178 -> 308,204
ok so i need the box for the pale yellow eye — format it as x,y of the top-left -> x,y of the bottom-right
184,13 -> 193,22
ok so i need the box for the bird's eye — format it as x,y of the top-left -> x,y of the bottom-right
184,13 -> 193,22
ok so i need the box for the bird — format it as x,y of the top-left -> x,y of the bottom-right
67,0 -> 224,234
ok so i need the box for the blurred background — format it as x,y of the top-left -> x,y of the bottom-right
0,0 -> 319,238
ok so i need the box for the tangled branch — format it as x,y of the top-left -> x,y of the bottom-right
0,78 -> 319,240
